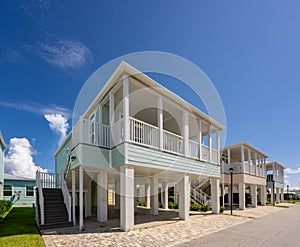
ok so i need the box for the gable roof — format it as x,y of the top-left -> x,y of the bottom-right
0,131 -> 6,150
83,61 -> 225,131
4,173 -> 35,181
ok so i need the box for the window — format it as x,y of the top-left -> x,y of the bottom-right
26,186 -> 34,197
4,185 -> 12,197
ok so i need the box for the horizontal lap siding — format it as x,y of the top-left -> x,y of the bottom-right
127,143 -> 220,177
112,144 -> 124,167
81,144 -> 110,168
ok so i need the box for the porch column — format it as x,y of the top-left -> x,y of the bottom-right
134,180 -> 137,212
179,175 -> 190,220
72,169 -> 76,226
84,192 -> 88,218
97,171 -> 108,222
158,95 -> 163,150
87,180 -> 92,217
271,186 -> 275,205
208,125 -> 212,162
276,188 -> 280,204
239,183 -> 245,210
280,188 -> 284,202
150,176 -> 159,215
211,177 -> 220,214
123,76 -> 129,163
250,185 -> 257,208
120,165 -> 134,231
198,119 -> 202,160
182,110 -> 189,157
114,179 -> 120,209
145,183 -> 150,208
241,145 -> 245,173
260,185 -> 266,206
248,149 -> 252,174
79,166 -> 84,231
216,130 -> 220,163
162,182 -> 168,209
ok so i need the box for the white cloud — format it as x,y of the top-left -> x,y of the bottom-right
4,137 -> 47,179
26,38 -> 93,69
44,114 -> 69,145
0,100 -> 71,117
285,167 -> 300,174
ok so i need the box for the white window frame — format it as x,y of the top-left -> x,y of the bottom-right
3,184 -> 13,197
25,185 -> 35,197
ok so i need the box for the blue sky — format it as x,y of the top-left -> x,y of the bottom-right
1,1 -> 300,187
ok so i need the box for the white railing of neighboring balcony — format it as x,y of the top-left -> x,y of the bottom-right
163,129 -> 183,155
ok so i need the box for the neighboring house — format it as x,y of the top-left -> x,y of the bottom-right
266,162 -> 285,204
221,142 -> 268,209
3,173 -> 36,207
0,131 -> 36,206
36,61 -> 225,231
0,131 -> 6,200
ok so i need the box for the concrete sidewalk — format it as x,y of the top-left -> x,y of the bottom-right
180,203 -> 299,247
41,204 -> 291,247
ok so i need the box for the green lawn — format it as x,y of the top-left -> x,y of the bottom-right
0,207 -> 44,247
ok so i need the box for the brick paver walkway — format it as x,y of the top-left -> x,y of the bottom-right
42,204 -> 290,247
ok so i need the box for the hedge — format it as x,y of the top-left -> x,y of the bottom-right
0,200 -> 12,216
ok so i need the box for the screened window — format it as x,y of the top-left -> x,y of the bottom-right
4,185 -> 12,197
26,186 -> 34,197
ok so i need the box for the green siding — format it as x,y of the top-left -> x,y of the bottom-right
3,179 -> 36,207
55,137 -> 71,173
127,143 -> 220,177
112,144 -> 125,167
81,144 -> 110,168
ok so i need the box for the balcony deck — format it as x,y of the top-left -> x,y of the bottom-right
70,117 -> 219,170
222,162 -> 266,178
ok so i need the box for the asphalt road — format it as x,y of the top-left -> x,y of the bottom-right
179,204 -> 300,247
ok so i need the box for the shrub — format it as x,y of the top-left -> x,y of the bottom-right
158,202 -> 163,208
201,205 -> 210,212
0,200 -> 12,216
137,201 -> 146,206
168,202 -> 179,209
190,203 -> 199,211
219,206 -> 225,213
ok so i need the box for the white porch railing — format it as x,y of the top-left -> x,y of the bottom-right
163,130 -> 183,155
201,145 -> 210,162
222,162 -> 266,178
129,117 -> 159,149
211,148 -> 218,164
36,171 -> 44,225
72,116 -> 220,165
189,140 -> 199,159
59,170 -> 72,222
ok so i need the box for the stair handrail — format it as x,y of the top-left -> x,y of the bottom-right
59,169 -> 72,222
191,183 -> 211,206
36,170 -> 44,225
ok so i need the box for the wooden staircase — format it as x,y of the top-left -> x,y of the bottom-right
38,188 -> 72,230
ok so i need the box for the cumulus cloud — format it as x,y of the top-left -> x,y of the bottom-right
26,38 -> 93,69
44,113 -> 69,145
285,167 -> 300,174
4,137 -> 47,179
